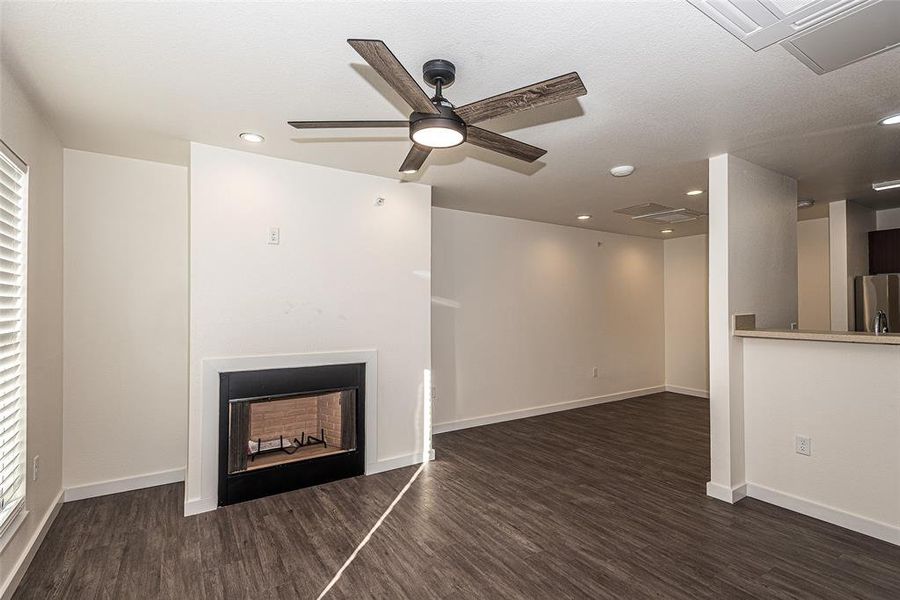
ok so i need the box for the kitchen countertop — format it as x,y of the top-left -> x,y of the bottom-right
732,314 -> 900,346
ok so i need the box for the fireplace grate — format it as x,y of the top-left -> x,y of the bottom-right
248,429 -> 329,463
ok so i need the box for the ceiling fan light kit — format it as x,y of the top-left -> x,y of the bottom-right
409,104 -> 467,148
289,39 -> 586,173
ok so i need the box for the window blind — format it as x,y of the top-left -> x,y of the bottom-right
0,140 -> 26,536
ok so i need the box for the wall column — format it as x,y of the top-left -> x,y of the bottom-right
829,200 -> 875,331
707,154 -> 798,503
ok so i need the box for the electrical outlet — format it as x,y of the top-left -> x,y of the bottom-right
268,227 -> 280,245
592,367 -> 599,378
795,435 -> 811,456
32,455 -> 39,481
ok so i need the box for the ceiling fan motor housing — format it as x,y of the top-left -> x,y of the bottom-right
423,59 -> 456,88
409,103 -> 467,147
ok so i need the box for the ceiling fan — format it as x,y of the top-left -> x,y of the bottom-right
288,39 -> 587,174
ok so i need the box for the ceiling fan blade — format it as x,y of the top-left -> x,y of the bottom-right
347,39 -> 440,116
399,144 -> 431,173
455,72 -> 586,125
465,127 -> 547,163
289,120 -> 408,129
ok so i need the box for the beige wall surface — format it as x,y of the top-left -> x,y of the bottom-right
188,144 -> 432,508
62,149 -> 188,489
876,207 -> 900,231
431,207 -> 665,430
708,154 -> 798,497
744,338 -> 900,538
663,235 -> 708,395
0,63 -> 64,595
797,218 -> 830,330
829,200 -> 875,331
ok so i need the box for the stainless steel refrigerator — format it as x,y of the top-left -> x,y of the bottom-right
855,274 -> 900,332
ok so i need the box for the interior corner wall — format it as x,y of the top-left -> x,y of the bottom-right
431,207 -> 665,432
797,217 -> 830,330
829,200 -> 875,331
0,63 -> 64,595
188,144 -> 431,510
663,234 -> 709,396
707,154 -> 797,502
62,149 -> 188,492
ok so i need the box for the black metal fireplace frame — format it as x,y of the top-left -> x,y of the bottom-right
218,363 -> 365,506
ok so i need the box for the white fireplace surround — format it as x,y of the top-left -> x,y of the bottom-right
185,349 -> 378,516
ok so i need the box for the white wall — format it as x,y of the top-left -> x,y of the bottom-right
663,235 -> 708,396
188,144 -> 431,511
431,208 -> 664,431
829,200 -> 875,331
797,218 -> 830,330
876,207 -> 900,231
62,150 -> 188,493
744,338 -> 900,544
0,63 -> 64,596
708,154 -> 797,502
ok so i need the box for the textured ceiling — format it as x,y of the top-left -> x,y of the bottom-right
2,1 -> 899,237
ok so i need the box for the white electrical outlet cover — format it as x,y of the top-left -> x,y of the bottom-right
795,435 -> 811,456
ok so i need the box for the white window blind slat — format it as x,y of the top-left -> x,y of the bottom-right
0,157 -> 20,183
0,186 -> 22,212
0,141 -> 25,536
0,173 -> 21,196
0,385 -> 21,410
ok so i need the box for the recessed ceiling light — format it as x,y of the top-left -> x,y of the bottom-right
660,229 -> 674,234
576,214 -> 592,220
401,169 -> 417,174
873,179 -> 900,191
610,165 -> 634,177
239,132 -> 265,143
879,114 -> 900,126
686,189 -> 704,196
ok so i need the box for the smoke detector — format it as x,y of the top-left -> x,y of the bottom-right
689,0 -> 900,74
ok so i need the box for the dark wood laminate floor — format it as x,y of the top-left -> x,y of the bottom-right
14,392 -> 900,599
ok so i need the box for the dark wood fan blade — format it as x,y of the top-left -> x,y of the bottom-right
289,120 -> 408,129
465,127 -> 547,163
455,72 -> 586,124
399,144 -> 431,173
347,39 -> 440,115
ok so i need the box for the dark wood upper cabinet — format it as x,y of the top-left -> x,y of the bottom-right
869,228 -> 900,275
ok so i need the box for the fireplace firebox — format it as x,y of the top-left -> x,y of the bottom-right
218,363 -> 365,505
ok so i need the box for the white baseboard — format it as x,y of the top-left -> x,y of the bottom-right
183,449 -> 436,517
64,467 -> 185,503
706,480 -> 747,504
432,385 -> 666,434
746,483 -> 900,546
665,385 -> 710,399
366,448 -> 435,476
184,496 -> 218,517
0,489 -> 64,600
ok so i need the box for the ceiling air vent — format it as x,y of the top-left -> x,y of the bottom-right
688,0 -> 900,73
614,203 -> 675,217
614,204 -> 707,224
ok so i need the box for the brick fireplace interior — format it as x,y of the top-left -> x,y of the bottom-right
227,389 -> 357,474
